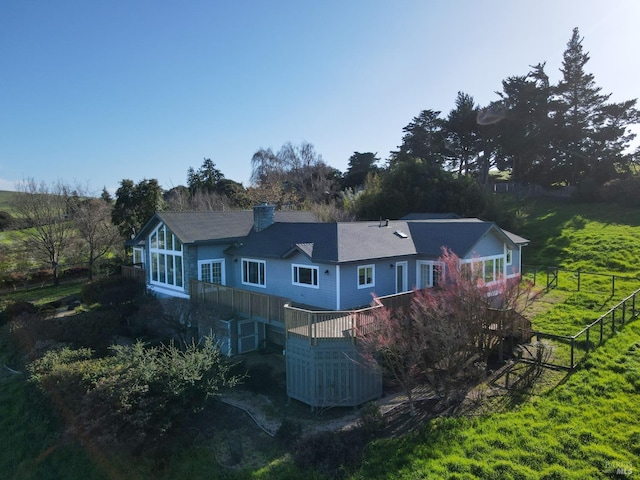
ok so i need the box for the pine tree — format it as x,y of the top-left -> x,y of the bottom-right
553,27 -> 639,186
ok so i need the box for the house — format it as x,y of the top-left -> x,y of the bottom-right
127,203 -> 529,408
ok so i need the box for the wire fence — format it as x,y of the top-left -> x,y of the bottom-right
521,286 -> 640,371
522,264 -> 639,297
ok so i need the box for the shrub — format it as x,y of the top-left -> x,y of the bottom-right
0,210 -> 14,231
275,418 -> 303,446
293,429 -> 367,479
358,401 -> 386,437
601,176 -> 640,207
3,301 -> 38,322
81,276 -> 142,310
28,336 -> 242,454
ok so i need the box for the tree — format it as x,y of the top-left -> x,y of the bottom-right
492,63 -> 556,185
68,197 -> 122,280
112,179 -> 164,239
250,141 -> 339,207
11,179 -> 74,285
357,249 -> 533,413
187,158 -> 224,195
342,152 -> 380,190
100,186 -> 113,204
553,27 -> 639,186
390,109 -> 447,167
444,92 -> 482,177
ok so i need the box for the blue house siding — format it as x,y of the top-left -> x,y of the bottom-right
338,258 -> 410,310
227,253 -> 338,310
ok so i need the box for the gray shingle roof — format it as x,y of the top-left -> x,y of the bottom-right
135,210 -> 317,244
132,209 -> 529,262
228,218 -> 527,263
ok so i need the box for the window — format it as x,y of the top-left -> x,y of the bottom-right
242,259 -> 266,287
149,224 -> 184,289
506,248 -> 513,265
357,265 -> 375,288
292,264 -> 319,288
132,247 -> 144,266
417,261 -> 443,289
199,259 -> 225,284
462,255 -> 504,284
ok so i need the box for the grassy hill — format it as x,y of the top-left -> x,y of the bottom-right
0,190 -> 17,214
348,199 -> 640,480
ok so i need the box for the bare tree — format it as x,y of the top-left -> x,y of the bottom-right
11,179 -> 74,285
356,303 -> 428,416
68,196 -> 122,280
357,248 -> 534,412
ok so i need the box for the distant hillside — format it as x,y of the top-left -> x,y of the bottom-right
0,190 -> 16,213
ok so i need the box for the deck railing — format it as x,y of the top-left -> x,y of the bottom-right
284,304 -> 384,345
284,291 -> 415,345
190,280 -> 289,323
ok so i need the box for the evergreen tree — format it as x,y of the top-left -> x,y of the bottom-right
390,109 -> 447,167
342,152 -> 380,190
553,27 -> 639,185
493,63 -> 555,185
112,179 -> 164,239
444,92 -> 482,177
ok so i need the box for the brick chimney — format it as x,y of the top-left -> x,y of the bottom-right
253,203 -> 275,232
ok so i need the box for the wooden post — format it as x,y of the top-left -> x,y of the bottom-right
611,309 -> 616,335
611,275 -> 615,297
570,337 -> 575,369
585,327 -> 590,354
599,317 -> 604,345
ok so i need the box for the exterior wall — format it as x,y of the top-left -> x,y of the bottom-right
227,253 -> 338,310
182,244 -> 198,296
285,337 -> 381,408
507,245 -> 524,277
338,257 -> 416,310
463,231 -> 504,258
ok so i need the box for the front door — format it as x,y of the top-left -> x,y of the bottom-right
396,261 -> 408,293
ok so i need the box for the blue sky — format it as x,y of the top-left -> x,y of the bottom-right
1,0 -> 639,193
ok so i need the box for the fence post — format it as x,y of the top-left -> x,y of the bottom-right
570,337 -> 575,369
611,275 -> 616,297
612,309 -> 616,336
586,328 -> 590,354
599,317 -> 604,345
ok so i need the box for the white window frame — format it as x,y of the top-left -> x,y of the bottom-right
505,245 -> 513,266
461,254 -> 505,285
133,247 -> 145,267
292,264 -> 319,289
241,258 -> 266,288
198,259 -> 226,285
416,260 -> 443,289
149,224 -> 184,290
357,264 -> 375,289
